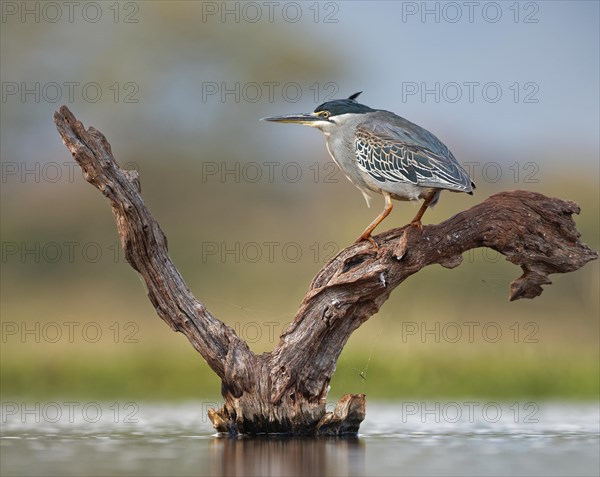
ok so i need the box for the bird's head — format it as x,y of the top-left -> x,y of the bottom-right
262,92 -> 375,133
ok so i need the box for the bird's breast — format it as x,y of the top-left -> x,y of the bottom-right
324,136 -> 370,190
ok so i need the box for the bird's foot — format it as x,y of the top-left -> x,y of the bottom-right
394,222 -> 422,260
355,233 -> 379,251
409,219 -> 423,231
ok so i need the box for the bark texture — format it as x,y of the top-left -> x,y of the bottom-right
54,106 -> 597,435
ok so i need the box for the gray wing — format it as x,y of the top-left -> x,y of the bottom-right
354,115 -> 473,192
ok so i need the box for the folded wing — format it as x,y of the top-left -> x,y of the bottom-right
354,118 -> 473,192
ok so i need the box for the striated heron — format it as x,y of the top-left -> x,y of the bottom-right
263,92 -> 475,246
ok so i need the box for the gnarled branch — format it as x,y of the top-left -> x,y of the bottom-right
54,106 -> 597,435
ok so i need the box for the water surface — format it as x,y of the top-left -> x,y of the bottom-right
1,401 -> 598,476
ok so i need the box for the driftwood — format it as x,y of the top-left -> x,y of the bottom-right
54,106 -> 597,435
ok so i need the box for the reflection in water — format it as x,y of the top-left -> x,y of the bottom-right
210,436 -> 365,477
1,402 -> 598,476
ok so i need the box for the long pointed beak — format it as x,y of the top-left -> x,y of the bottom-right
261,112 -> 326,125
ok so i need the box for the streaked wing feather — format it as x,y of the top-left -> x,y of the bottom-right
355,120 -> 472,191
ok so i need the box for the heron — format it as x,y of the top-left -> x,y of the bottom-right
263,92 -> 475,247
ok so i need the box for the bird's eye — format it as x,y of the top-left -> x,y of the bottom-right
320,111 -> 330,119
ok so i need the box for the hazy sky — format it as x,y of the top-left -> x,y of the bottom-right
275,1 -> 600,162
1,1 -> 598,170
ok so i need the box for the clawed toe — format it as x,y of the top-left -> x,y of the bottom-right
409,220 -> 423,231
356,234 -> 379,250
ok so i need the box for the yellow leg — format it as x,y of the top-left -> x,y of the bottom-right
410,190 -> 437,229
356,192 -> 393,244
394,190 -> 438,259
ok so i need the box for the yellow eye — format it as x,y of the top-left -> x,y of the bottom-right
320,111 -> 330,119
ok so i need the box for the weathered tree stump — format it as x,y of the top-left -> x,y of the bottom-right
54,106 -> 597,435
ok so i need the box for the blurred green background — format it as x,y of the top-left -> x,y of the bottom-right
1,1 -> 598,402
